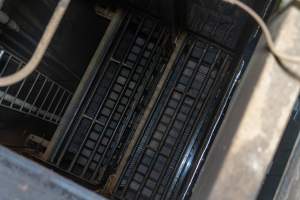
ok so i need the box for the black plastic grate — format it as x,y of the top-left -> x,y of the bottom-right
0,47 -> 72,124
113,35 -> 233,200
51,13 -> 172,185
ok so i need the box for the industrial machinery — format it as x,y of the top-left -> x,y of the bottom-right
0,0 -> 299,199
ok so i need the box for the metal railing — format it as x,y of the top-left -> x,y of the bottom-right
0,47 -> 72,124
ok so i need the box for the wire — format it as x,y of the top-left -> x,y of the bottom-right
0,0 -> 71,87
223,0 -> 300,64
274,54 -> 300,81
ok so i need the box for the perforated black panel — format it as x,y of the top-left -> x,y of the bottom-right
113,35 -> 233,200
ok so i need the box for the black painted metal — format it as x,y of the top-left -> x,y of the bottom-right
46,0 -> 275,197
113,35 -> 233,200
50,12 -> 172,186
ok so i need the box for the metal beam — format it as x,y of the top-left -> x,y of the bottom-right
0,146 -> 106,200
191,6 -> 300,200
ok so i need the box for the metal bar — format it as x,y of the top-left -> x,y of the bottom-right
29,75 -> 47,113
0,54 -> 11,76
0,91 -> 61,121
43,86 -> 60,119
54,93 -> 70,123
20,72 -> 40,110
81,113 -> 105,125
51,90 -> 66,121
57,93 -> 71,118
37,82 -> 55,115
190,7 -> 300,200
12,77 -> 27,106
9,62 -> 25,107
110,57 -> 133,69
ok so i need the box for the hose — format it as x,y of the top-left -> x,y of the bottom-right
0,0 -> 71,87
223,0 -> 300,63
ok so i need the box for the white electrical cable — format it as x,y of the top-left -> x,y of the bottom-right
223,0 -> 300,63
0,0 -> 71,87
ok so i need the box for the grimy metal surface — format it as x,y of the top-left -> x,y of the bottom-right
0,47 -> 72,124
43,10 -> 125,162
191,6 -> 300,200
113,34 -> 234,200
106,33 -> 188,195
0,146 -> 106,200
47,11 -> 172,186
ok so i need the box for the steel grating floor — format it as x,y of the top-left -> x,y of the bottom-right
50,12 -> 173,186
46,8 -> 241,198
113,34 -> 234,200
0,47 -> 72,124
42,0 -> 275,197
